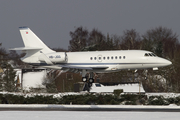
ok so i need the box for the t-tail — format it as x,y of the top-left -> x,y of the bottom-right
10,27 -> 55,65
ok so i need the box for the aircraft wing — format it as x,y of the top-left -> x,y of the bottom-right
39,65 -> 108,71
91,66 -> 109,70
61,65 -> 108,70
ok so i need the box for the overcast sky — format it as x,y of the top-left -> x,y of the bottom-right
0,0 -> 180,50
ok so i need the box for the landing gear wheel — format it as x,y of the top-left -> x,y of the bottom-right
89,78 -> 94,83
82,77 -> 87,82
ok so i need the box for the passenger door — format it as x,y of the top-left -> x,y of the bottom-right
97,55 -> 102,62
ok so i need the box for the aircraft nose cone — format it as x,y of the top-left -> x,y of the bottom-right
162,59 -> 172,66
157,58 -> 172,67
167,60 -> 172,65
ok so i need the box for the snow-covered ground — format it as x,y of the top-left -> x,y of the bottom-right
1,111 -> 180,120
146,93 -> 180,98
90,83 -> 145,93
23,71 -> 46,91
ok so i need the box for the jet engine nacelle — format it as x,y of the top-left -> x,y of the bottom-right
39,52 -> 67,63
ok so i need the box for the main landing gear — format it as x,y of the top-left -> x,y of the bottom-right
82,72 -> 95,91
81,72 -> 95,84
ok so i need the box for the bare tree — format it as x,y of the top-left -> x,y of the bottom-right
86,29 -> 107,51
111,35 -> 121,50
2,64 -> 16,92
142,26 -> 179,92
42,70 -> 63,93
52,47 -> 67,52
142,26 -> 178,58
120,29 -> 142,50
68,27 -> 89,51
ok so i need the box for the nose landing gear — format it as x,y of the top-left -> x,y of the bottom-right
143,69 -> 148,80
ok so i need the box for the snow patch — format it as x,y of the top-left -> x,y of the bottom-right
146,93 -> 180,98
90,83 -> 145,93
22,71 -> 46,91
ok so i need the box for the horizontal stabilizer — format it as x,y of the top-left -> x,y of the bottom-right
9,47 -> 42,51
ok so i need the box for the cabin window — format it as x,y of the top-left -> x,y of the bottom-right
123,56 -> 125,59
103,57 -> 106,60
115,56 -> 117,59
94,57 -> 96,60
107,57 -> 109,60
111,56 -> 113,59
90,57 -> 93,60
119,56 -> 121,59
99,57 -> 101,60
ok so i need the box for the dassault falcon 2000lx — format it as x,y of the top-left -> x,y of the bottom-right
10,27 -> 172,84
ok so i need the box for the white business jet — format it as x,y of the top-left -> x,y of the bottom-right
10,27 -> 172,83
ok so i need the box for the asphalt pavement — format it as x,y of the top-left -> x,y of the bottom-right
0,104 -> 180,112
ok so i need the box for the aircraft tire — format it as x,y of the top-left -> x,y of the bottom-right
82,77 -> 87,82
89,78 -> 94,83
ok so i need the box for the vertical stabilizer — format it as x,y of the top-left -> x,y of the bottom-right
19,27 -> 54,54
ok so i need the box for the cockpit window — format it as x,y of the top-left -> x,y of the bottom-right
144,53 -> 157,57
151,53 -> 157,57
148,53 -> 152,56
145,53 -> 149,56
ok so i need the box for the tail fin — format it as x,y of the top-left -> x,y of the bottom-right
19,27 -> 54,53
10,27 -> 55,64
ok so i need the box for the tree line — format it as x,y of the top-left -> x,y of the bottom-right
68,26 -> 180,92
69,26 -> 178,59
